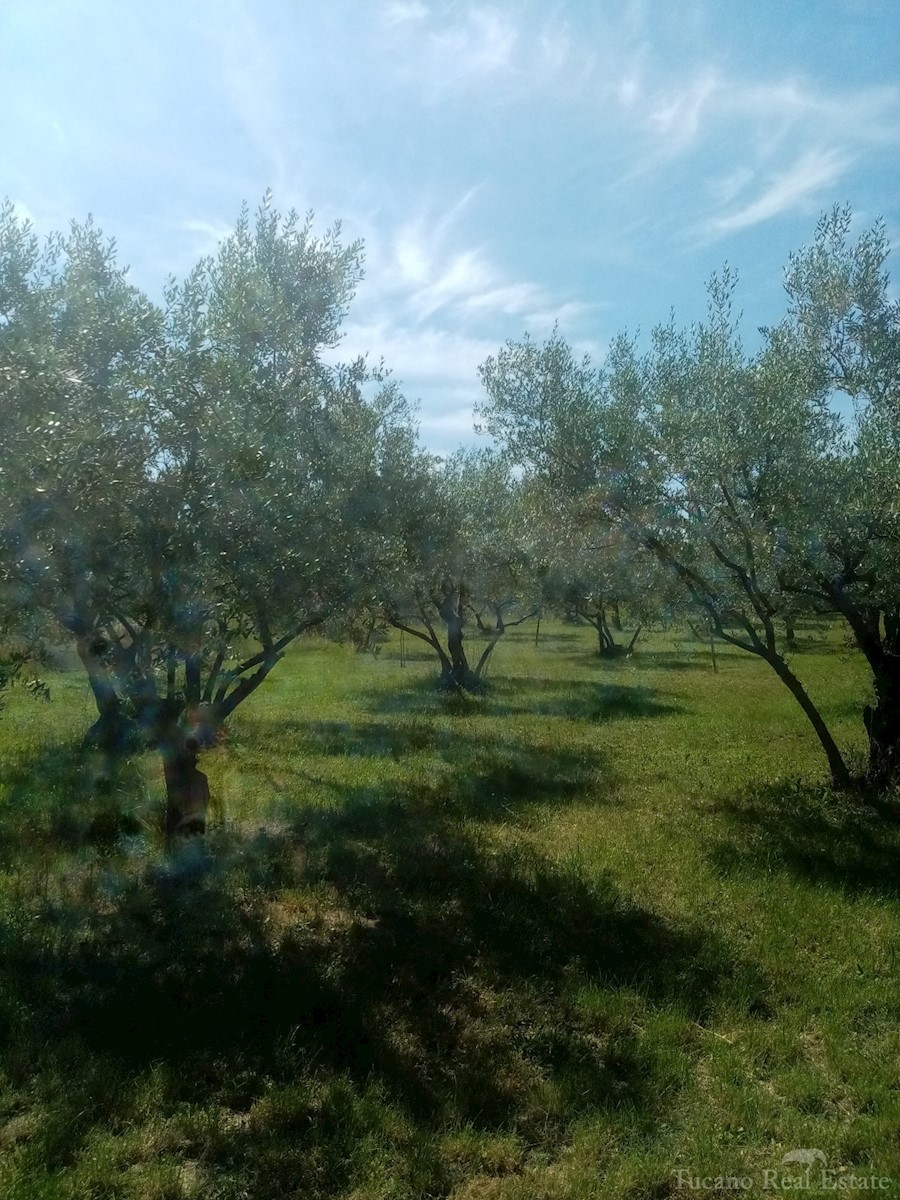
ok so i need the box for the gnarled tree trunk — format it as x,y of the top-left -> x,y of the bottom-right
769,652 -> 851,790
76,635 -> 141,776
438,588 -> 483,692
161,732 -> 210,841
824,597 -> 900,791
575,604 -> 638,659
865,663 -> 900,791
387,589 -> 530,694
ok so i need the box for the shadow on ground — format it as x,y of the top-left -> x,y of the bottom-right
1,698 -> 776,1199
0,741 -> 148,860
2,745 -> 768,1195
531,630 -> 585,647
482,678 -> 684,722
361,673 -> 683,724
707,780 -> 900,898
634,650 -> 719,673
255,717 -> 610,821
359,654 -> 687,725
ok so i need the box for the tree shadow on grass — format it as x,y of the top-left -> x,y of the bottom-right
378,644 -> 442,666
244,716 -> 613,822
532,630 -> 586,646
272,716 -> 448,758
633,650 -> 717,673
816,697 -> 869,722
707,781 -> 900,899
361,673 -> 464,716
361,673 -> 682,724
4,771 -> 768,1195
0,740 -> 148,861
408,740 -> 606,819
482,678 -> 684,723
357,660 -> 686,730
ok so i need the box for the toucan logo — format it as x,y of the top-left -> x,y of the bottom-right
780,1149 -> 827,1168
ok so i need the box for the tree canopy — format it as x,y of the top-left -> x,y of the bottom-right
2,197 -> 897,803
0,196 -> 419,829
477,208 -> 900,790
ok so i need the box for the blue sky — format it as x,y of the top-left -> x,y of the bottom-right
3,0 -> 898,449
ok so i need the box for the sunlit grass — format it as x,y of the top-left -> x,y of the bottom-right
0,622 -> 897,1199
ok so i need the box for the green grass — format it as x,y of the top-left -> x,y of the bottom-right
1,622 -> 898,1199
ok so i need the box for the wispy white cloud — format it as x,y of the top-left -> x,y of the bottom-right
706,147 -> 850,235
181,217 -> 235,255
412,249 -> 495,321
11,198 -> 36,226
538,24 -> 572,74
337,320 -> 497,385
708,165 -> 755,207
378,3 -> 521,98
404,237 -> 588,328
527,300 -> 593,332
460,286 -> 589,331
392,228 -> 431,288
381,0 -> 428,27
647,71 -> 720,153
614,63 -> 645,110
734,79 -> 900,140
331,186 -> 592,446
431,6 -> 518,75
335,321 -> 495,448
419,399 -> 483,453
355,191 -> 586,333
201,0 -> 292,185
603,60 -> 899,242
460,282 -> 549,317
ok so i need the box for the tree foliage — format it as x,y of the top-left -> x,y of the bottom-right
478,209 -> 900,791
0,196 -> 417,829
379,448 -> 540,690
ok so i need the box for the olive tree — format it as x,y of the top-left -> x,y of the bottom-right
607,283 -> 855,787
775,207 -> 900,788
0,201 -> 160,735
380,448 -> 540,691
477,254 -> 878,789
477,330 -> 660,654
0,196 -> 418,832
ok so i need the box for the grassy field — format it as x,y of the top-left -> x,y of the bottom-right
1,622 -> 898,1199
